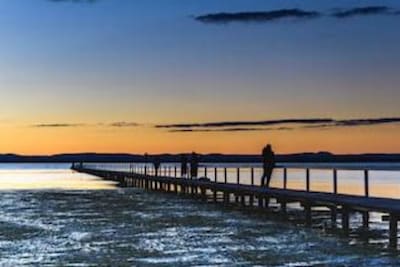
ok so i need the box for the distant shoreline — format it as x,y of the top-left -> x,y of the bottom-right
1,152 -> 400,163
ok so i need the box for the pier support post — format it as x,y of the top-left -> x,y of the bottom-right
304,203 -> 312,227
281,201 -> 287,215
362,211 -> 369,230
264,197 -> 270,208
331,206 -> 337,229
241,195 -> 245,207
201,187 -> 207,201
223,192 -> 229,204
342,206 -> 350,236
249,195 -> 254,207
258,196 -> 264,208
389,214 -> 398,249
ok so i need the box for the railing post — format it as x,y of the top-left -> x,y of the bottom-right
224,168 -> 227,184
144,165 -> 147,176
237,168 -> 240,185
283,168 -> 287,189
174,166 -> 177,177
214,168 -> 218,182
204,167 -> 207,177
333,169 -> 338,194
251,168 -> 254,186
306,168 -> 310,192
364,170 -> 369,197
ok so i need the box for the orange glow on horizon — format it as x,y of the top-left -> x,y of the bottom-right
0,123 -> 399,155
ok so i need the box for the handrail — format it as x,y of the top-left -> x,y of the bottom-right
75,161 -> 400,200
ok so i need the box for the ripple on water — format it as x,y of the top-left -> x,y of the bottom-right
0,188 -> 400,266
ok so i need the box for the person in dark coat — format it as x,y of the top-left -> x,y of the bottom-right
153,156 -> 161,177
261,144 -> 275,187
190,152 -> 199,179
181,155 -> 188,177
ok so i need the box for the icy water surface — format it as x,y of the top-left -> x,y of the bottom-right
0,164 -> 400,266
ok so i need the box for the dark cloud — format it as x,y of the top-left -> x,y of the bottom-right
158,117 -> 400,133
195,9 -> 320,24
108,122 -> 140,127
32,123 -> 85,128
168,127 -> 292,133
331,6 -> 395,18
169,127 -> 294,133
195,6 -> 400,25
303,118 -> 400,129
32,121 -> 140,128
156,119 -> 333,129
335,118 -> 400,126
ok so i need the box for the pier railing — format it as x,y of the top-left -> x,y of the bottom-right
78,162 -> 400,199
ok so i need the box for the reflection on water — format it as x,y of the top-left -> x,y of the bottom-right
0,164 -> 116,190
0,164 -> 400,266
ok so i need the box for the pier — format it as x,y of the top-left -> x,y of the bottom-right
72,161 -> 400,250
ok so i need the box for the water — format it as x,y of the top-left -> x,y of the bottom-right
1,164 -> 400,266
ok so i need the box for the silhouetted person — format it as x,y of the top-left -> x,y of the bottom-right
153,156 -> 161,177
261,144 -> 275,187
190,152 -> 199,179
144,153 -> 149,175
181,155 -> 188,177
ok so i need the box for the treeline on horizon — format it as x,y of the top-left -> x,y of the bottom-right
0,152 -> 400,163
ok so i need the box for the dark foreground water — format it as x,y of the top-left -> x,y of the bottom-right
1,165 -> 400,266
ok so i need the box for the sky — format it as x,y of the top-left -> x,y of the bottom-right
0,0 -> 400,155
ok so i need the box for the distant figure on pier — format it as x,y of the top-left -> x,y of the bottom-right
144,153 -> 149,175
261,144 -> 275,187
190,152 -> 199,179
181,155 -> 188,177
153,157 -> 161,176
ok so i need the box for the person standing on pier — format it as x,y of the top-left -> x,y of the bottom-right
261,144 -> 275,187
190,152 -> 199,179
153,156 -> 161,177
181,155 -> 188,177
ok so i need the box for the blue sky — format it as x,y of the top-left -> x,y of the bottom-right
0,0 -> 400,154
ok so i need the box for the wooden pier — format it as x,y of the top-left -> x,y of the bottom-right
72,163 -> 400,249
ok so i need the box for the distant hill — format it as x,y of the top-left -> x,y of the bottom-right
0,152 -> 400,163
